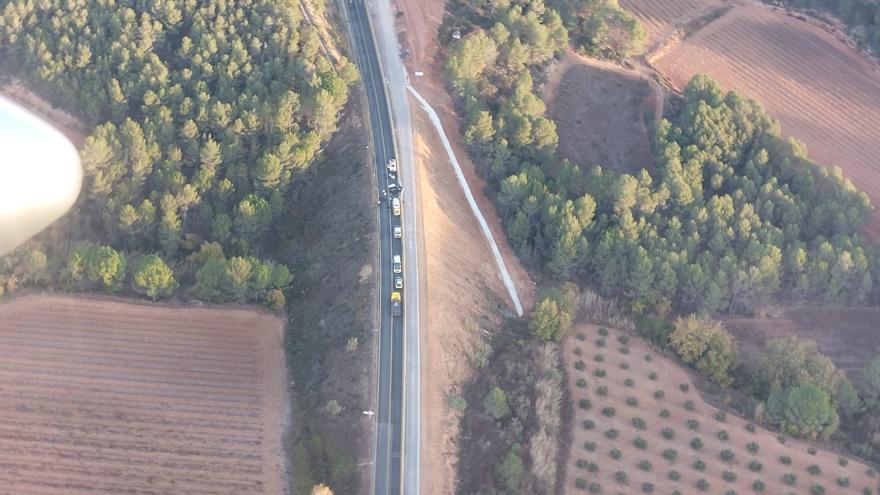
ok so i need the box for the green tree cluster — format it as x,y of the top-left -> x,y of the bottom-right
64,244 -> 127,293
668,315 -> 739,386
765,383 -> 839,440
193,252 -> 291,305
529,283 -> 578,341
549,0 -> 647,58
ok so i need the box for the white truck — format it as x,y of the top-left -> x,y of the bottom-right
391,197 -> 401,216
386,158 -> 397,172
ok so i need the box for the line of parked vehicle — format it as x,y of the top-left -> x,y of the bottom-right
385,158 -> 404,318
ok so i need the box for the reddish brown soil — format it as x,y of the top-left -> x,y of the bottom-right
651,4 -> 880,236
563,324 -> 878,495
545,50 -> 660,175
0,295 -> 287,495
724,306 -> 880,381
621,0 -> 728,48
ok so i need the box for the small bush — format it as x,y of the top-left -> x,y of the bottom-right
588,483 -> 601,494
576,459 -> 588,470
610,448 -> 622,460
648,371 -> 658,380
690,437 -> 704,450
867,467 -> 877,477
807,447 -> 817,455
576,378 -> 587,388
576,332 -> 587,341
662,448 -> 678,462
618,335 -> 629,344
748,460 -> 762,472
746,423 -> 756,433
838,457 -> 849,467
720,449 -> 735,462
753,480 -> 765,492
582,419 -> 595,430
598,327 -> 608,336
668,470 -> 681,481
779,455 -> 791,465
593,368 -> 606,378
626,397 -> 639,407
687,419 -> 699,430
807,465 -> 821,475
583,441 -> 596,452
783,473 -> 796,486
574,360 -> 586,371
777,435 -> 786,444
631,417 -> 646,430
684,400 -> 695,411
619,346 -> 630,355
633,436 -> 647,449
587,462 -> 598,473
645,354 -> 653,362
619,362 -> 629,370
810,484 -> 825,495
605,428 -> 619,439
680,383 -> 690,393
596,385 -> 608,396
836,477 -> 850,488
693,459 -> 706,471
638,460 -> 652,472
642,482 -> 654,493
624,378 -> 635,387
696,478 -> 709,491
714,411 -> 727,422
723,470 -> 737,482
863,488 -> 873,495
579,399 -> 592,410
573,348 -> 583,356
661,427 -> 675,440
615,470 -> 627,484
653,390 -> 665,399
601,407 -> 616,417
746,442 -> 759,454
659,409 -> 670,418
576,478 -> 588,489
717,430 -> 730,441
594,354 -> 604,362
596,337 -> 606,347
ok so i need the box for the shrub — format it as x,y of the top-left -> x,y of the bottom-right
619,362 -> 629,370
748,460 -> 762,472
687,419 -> 699,430
583,441 -> 596,452
598,327 -> 608,336
807,465 -> 821,475
593,368 -> 606,377
618,335 -> 629,345
684,400 -> 696,411
576,459 -> 588,470
717,430 -> 730,441
619,346 -> 630,355
597,385 -> 609,396
696,478 -> 709,491
588,483 -> 601,494
594,354 -> 604,362
838,457 -> 849,467
680,383 -> 690,393
605,428 -> 619,439
576,378 -> 587,388
720,449 -> 735,462
807,446 -> 817,455
864,488 -> 873,495
779,455 -> 792,465
587,462 -> 598,473
624,378 -> 635,387
638,460 -> 652,472
645,354 -> 653,362
661,427 -> 675,440
810,484 -> 825,495
610,448 -> 622,460
662,448 -> 678,462
601,407 -> 616,417
626,397 -> 639,407
693,459 -> 706,471
574,347 -> 583,356
723,470 -> 737,482
649,372 -> 658,380
668,470 -> 681,481
654,390 -> 665,399
669,315 -> 739,386
596,338 -> 606,347
576,478 -> 588,489
660,409 -> 670,418
777,435 -> 786,444
615,470 -> 627,483
714,411 -> 727,422
576,332 -> 587,341
579,399 -> 592,410
746,423 -> 756,433
690,437 -> 703,450
836,477 -> 850,488
868,468 -> 877,477
642,482 -> 654,493
746,442 -> 759,454
633,436 -> 647,449
574,360 -> 586,371
753,480 -> 766,492
582,419 -> 595,430
631,417 -> 646,430
783,473 -> 796,485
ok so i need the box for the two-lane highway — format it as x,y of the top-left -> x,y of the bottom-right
346,1 -> 406,494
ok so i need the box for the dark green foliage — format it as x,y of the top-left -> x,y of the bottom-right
633,436 -> 647,449
576,333 -> 587,341
619,362 -> 629,370
696,478 -> 709,491
661,427 -> 675,440
579,399 -> 592,410
687,419 -> 699,430
746,423 -> 756,433
624,378 -> 635,387
684,400 -> 696,411
837,477 -> 850,488
779,455 -> 792,465
588,482 -> 601,493
783,473 -> 797,485
530,288 -> 576,341
714,411 -> 727,422
723,470 -> 737,482
574,348 -> 583,356
584,441 -> 596,452
777,436 -> 786,444
668,470 -> 681,481
636,314 -> 675,347
595,338 -> 606,347
752,480 -> 765,492
746,442 -> 760,454
691,437 -> 704,450
659,409 -> 670,418
810,484 -> 825,495
693,459 -> 706,471
601,407 -> 616,417
619,346 -> 630,355
575,478 -> 588,489
680,384 -> 690,393
582,419 -> 595,429
649,372 -> 658,380
610,448 -> 622,460
638,459 -> 652,471
576,459 -> 589,470
593,369 -> 606,378
550,0 -> 646,59
838,457 -> 849,467
653,390 -> 665,399
495,447 -> 525,492
807,464 -> 821,475
576,378 -> 587,388
618,335 -> 629,345
605,428 -> 619,439
587,462 -> 598,473
615,470 -> 627,483
766,384 -> 839,439
807,446 -> 818,455
642,482 -> 654,493
631,417 -> 646,430
645,354 -> 653,362
662,448 -> 678,461
575,360 -> 587,370
717,430 -> 730,441
720,449 -> 735,462
594,354 -> 605,362
597,385 -> 609,396
598,328 -> 608,337
626,397 -> 638,406
748,460 -> 763,472
484,386 -> 511,420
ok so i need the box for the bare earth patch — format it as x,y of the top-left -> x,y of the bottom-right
563,323 -> 878,495
0,295 -> 287,495
545,50 -> 660,175
651,4 -> 880,236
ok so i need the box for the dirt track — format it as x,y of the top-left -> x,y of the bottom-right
0,295 -> 286,495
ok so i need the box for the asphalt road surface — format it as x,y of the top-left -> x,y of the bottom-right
346,1 -> 405,494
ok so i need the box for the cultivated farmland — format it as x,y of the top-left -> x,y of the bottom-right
651,4 -> 880,235
0,295 -> 286,494
563,323 -> 878,494
619,0 -> 728,46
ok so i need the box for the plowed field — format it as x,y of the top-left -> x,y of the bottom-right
620,0 -> 727,46
0,295 -> 286,495
652,4 -> 880,234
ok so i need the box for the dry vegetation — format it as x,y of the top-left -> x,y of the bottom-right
563,323 -> 879,495
0,295 -> 286,495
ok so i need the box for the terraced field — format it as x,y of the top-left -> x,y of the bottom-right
652,4 -> 880,235
0,295 -> 286,494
